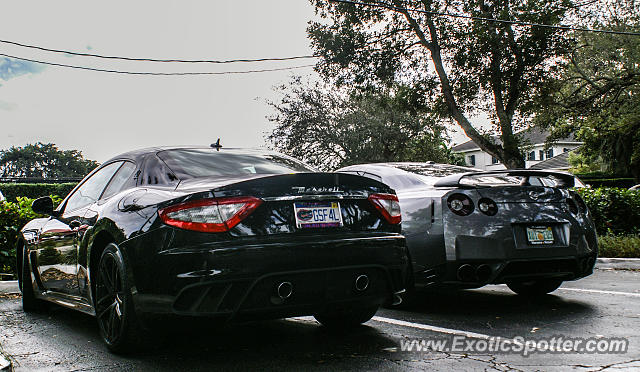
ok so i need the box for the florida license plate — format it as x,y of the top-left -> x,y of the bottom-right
293,201 -> 343,229
526,226 -> 554,245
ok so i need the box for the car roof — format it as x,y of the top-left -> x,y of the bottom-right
103,146 -> 288,164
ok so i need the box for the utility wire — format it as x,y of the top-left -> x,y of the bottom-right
0,38 -> 317,63
328,0 -> 640,36
0,53 -> 315,76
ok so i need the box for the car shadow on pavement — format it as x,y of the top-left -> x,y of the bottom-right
390,286 -> 597,335
28,303 -> 401,370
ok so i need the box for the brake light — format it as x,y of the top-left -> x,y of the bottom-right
368,193 -> 401,224
158,196 -> 262,233
447,193 -> 474,216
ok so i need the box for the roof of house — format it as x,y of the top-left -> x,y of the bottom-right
529,151 -> 571,170
452,127 -> 577,152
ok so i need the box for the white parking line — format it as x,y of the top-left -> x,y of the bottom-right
287,315 -> 498,340
372,316 -> 494,340
558,287 -> 640,298
488,284 -> 640,298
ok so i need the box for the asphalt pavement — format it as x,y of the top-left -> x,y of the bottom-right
1,262 -> 639,371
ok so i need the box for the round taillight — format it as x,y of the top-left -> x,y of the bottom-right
478,198 -> 498,216
447,193 -> 474,216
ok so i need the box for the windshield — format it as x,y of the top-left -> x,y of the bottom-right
157,149 -> 315,179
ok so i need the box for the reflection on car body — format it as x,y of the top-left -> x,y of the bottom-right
17,146 -> 408,352
338,162 -> 598,297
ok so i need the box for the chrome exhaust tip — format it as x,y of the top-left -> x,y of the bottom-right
355,274 -> 369,292
276,281 -> 293,300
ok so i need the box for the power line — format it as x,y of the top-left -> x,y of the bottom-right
0,53 -> 315,76
0,38 -> 317,63
328,0 -> 640,36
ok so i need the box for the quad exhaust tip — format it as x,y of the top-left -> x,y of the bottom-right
355,274 -> 369,292
457,264 -> 493,282
277,281 -> 293,300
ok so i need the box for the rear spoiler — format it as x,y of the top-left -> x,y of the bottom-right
433,170 -> 575,188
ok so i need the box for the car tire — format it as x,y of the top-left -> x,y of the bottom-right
314,305 -> 379,328
95,243 -> 144,353
20,250 -> 46,312
507,279 -> 563,296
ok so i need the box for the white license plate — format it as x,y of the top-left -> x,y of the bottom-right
526,226 -> 554,245
293,201 -> 343,229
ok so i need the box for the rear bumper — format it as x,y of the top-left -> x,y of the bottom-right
120,228 -> 408,319
438,254 -> 597,286
413,227 -> 598,287
431,199 -> 599,286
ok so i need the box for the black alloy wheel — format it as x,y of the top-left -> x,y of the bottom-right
95,243 -> 142,353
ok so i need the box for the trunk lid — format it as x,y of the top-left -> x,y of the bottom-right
175,173 -> 399,237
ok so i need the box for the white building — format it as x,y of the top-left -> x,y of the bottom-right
452,127 -> 582,171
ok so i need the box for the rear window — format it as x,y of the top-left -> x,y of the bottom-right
157,149 -> 314,179
459,174 -> 572,188
390,163 -> 474,177
387,163 -> 474,186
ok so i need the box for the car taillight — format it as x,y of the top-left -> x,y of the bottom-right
447,193 -> 474,216
478,198 -> 498,216
158,196 -> 262,233
368,193 -> 401,224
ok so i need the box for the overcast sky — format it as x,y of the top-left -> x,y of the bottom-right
0,1 -> 321,163
0,1 -> 477,164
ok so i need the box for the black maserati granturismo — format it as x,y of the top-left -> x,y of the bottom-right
17,146 -> 408,352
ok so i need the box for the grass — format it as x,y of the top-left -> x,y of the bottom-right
598,235 -> 640,258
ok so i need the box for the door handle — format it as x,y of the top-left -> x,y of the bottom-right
69,220 -> 81,230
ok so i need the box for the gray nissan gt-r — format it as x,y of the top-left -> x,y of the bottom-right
338,162 -> 598,296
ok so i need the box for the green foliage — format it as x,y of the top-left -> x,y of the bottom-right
0,196 -> 63,276
539,1 -> 640,180
268,78 -> 462,170
0,183 -> 76,202
308,0 -> 576,168
568,152 -> 601,174
576,187 -> 640,236
598,235 -> 640,258
0,142 -> 98,178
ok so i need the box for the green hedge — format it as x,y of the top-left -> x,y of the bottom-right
0,183 -> 77,202
598,235 -> 640,258
0,196 -> 63,277
576,187 -> 640,236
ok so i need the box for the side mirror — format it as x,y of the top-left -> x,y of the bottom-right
32,196 -> 54,216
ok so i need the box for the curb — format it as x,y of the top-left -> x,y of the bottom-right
0,282 -> 19,295
596,257 -> 640,270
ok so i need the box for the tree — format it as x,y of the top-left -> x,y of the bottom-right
537,1 -> 640,180
0,142 -> 99,179
308,0 -> 576,168
267,77 -> 461,170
